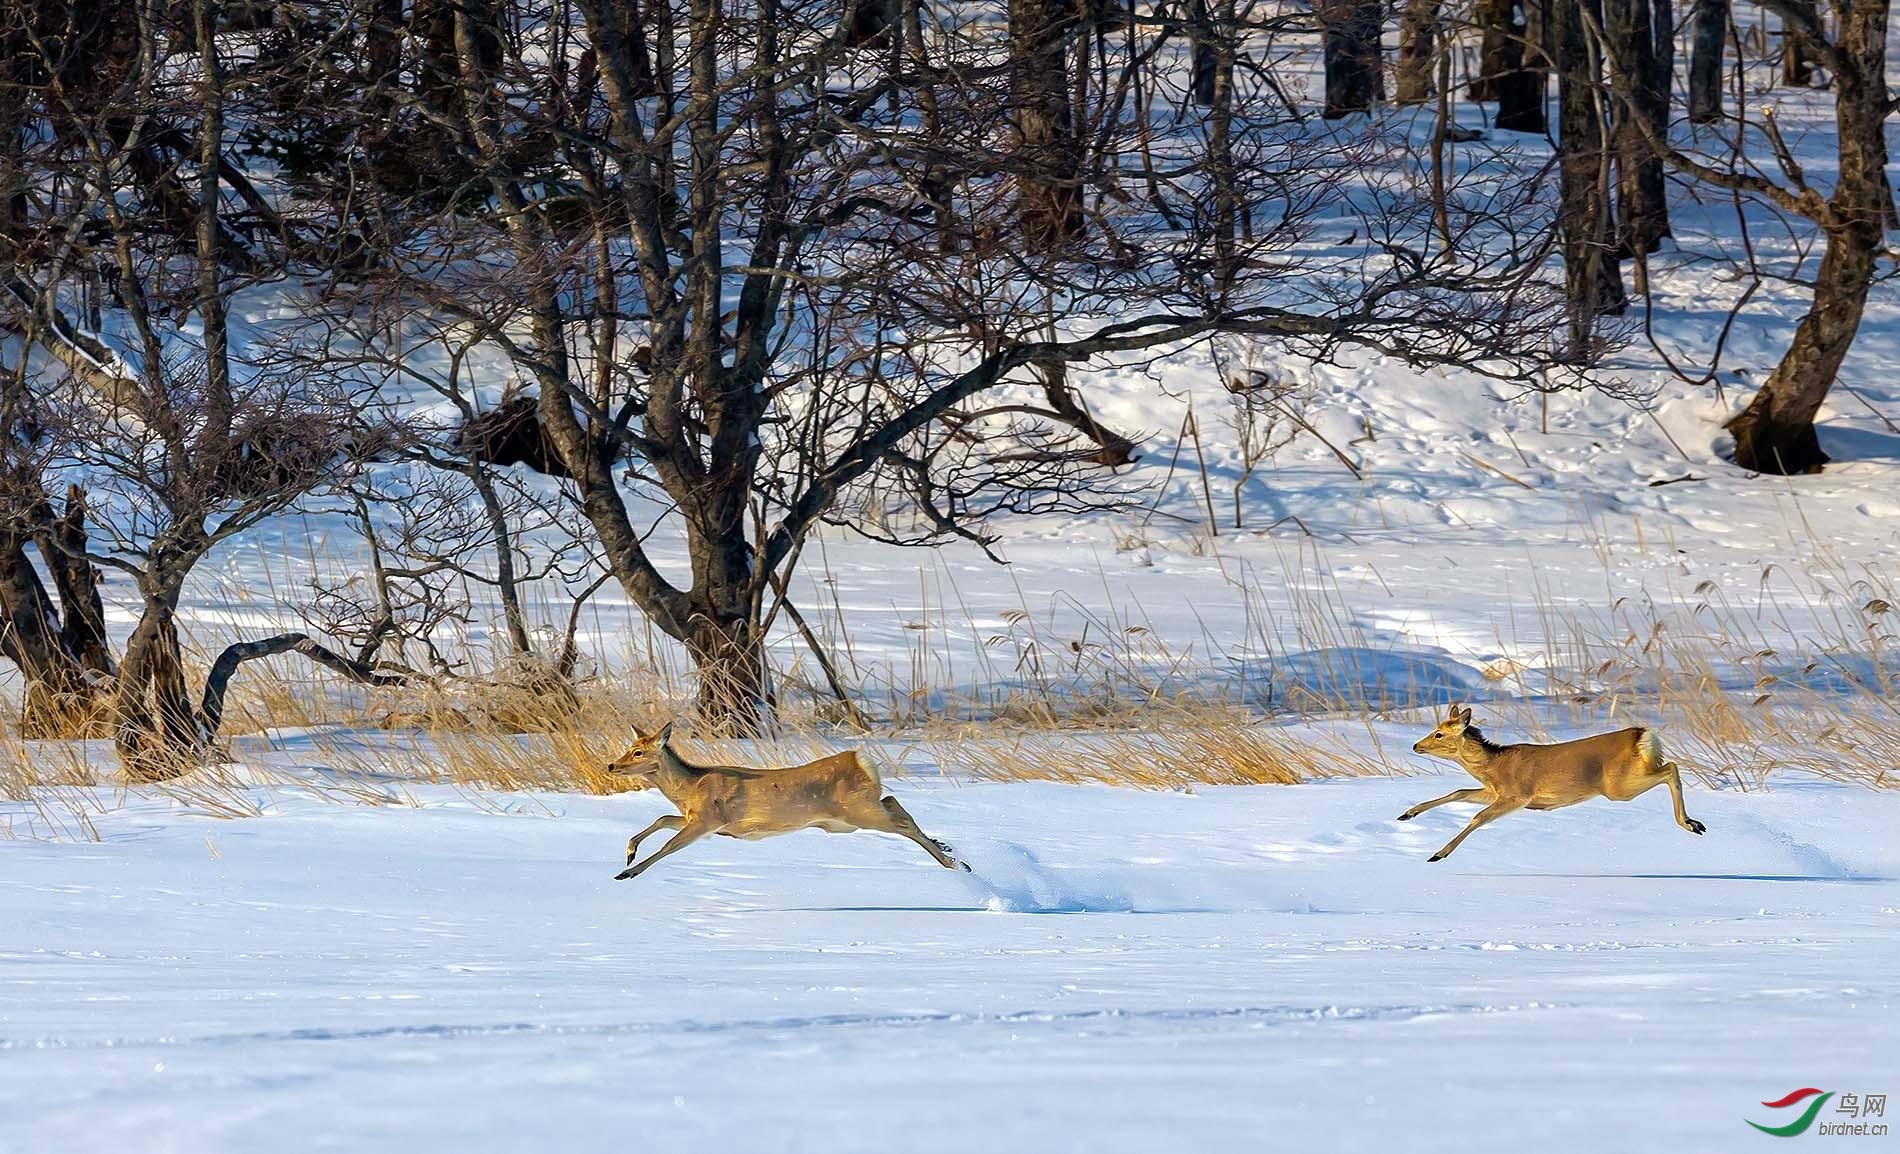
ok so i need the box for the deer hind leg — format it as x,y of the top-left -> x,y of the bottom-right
616,818 -> 719,880
1660,763 -> 1706,835
625,814 -> 685,865
869,795 -> 969,871
1398,787 -> 1491,822
1427,798 -> 1527,862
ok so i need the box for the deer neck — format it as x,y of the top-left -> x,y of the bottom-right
1454,735 -> 1503,780
651,743 -> 705,804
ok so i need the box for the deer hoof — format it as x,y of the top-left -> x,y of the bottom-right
1427,851 -> 1447,862
1397,812 -> 1414,821
614,867 -> 638,880
1687,819 -> 1707,835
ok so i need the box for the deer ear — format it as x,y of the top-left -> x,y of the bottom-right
1456,706 -> 1473,726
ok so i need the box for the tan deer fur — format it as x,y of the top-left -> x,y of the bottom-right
1402,705 -> 1706,861
605,724 -> 970,879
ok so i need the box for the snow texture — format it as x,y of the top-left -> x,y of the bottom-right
2,756 -> 1896,1152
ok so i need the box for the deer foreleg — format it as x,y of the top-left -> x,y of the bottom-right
616,818 -> 719,880
1398,787 -> 1491,822
624,814 -> 685,865
1427,798 -> 1526,862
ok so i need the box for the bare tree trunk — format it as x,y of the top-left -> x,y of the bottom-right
1470,0 -> 1513,100
468,468 -> 535,658
1606,0 -> 1671,258
1319,0 -> 1384,117
1011,0 -> 1085,248
0,10 -> 24,246
844,0 -> 901,45
1188,0 -> 1219,105
1727,241 -> 1873,471
1396,0 -> 1442,104
33,485 -> 114,680
686,614 -> 769,727
1206,0 -> 1238,296
1729,0 -> 1889,473
1781,0 -> 1819,85
114,595 -> 202,781
1473,0 -> 1550,131
1687,0 -> 1728,121
1555,0 -> 1626,358
0,530 -> 104,737
1041,361 -> 1141,464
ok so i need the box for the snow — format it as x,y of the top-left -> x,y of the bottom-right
2,751 -> 1895,1152
6,8 -> 1900,1151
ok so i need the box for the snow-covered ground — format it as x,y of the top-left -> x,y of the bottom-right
5,11 -> 1900,1152
3,754 -> 1895,1152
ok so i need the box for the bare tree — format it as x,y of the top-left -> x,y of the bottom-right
1781,0 -> 1822,85
0,0 -> 401,773
1687,0 -> 1729,122
1555,0 -> 1627,358
1605,0 -> 1894,472
1604,0 -> 1672,263
1472,0 -> 1550,133
296,0 -> 1567,730
1318,0 -> 1385,117
1395,0 -> 1442,105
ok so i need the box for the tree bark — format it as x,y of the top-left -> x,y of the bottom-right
844,0 -> 900,45
1728,0 -> 1889,473
114,595 -> 202,782
686,613 -> 769,731
1319,0 -> 1385,118
1396,0 -> 1442,105
33,485 -> 114,680
1555,0 -> 1626,359
1687,0 -> 1729,122
1781,0 -> 1819,85
1470,0 -> 1513,100
1606,0 -> 1671,258
1042,361 -> 1141,464
0,530 -> 105,737
1473,0 -> 1549,132
0,9 -> 25,245
1010,0 -> 1085,248
0,479 -> 113,737
199,633 -> 405,740
1188,0 -> 1219,105
1205,0 -> 1238,297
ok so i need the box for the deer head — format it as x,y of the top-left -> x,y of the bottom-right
1412,705 -> 1476,759
605,722 -> 673,780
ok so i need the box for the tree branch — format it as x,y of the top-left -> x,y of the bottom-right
200,633 -> 408,740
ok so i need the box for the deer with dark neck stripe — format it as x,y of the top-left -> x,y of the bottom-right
605,723 -> 969,879
1402,705 -> 1706,861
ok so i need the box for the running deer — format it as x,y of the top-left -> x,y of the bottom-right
1401,705 -> 1706,861
604,724 -> 970,879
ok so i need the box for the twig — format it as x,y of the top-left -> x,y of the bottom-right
1265,394 -> 1364,479
1459,450 -> 1535,490
768,572 -> 870,732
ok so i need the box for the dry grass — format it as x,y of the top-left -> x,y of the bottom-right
1,509 -> 1895,840
924,719 -> 1395,787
